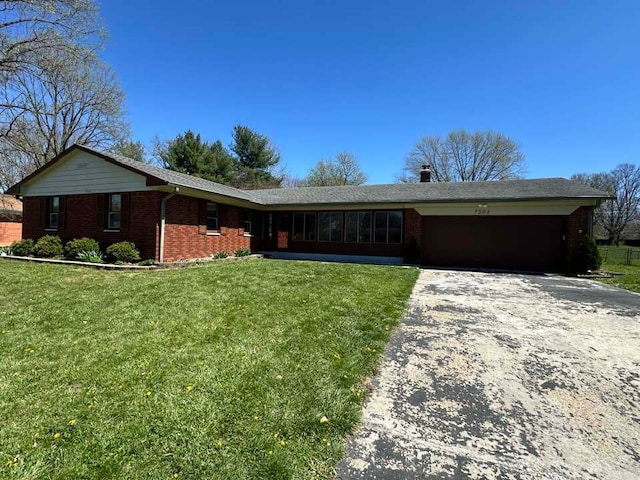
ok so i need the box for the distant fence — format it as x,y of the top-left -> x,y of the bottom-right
599,246 -> 640,266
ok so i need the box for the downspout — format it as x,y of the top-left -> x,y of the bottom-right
159,186 -> 179,263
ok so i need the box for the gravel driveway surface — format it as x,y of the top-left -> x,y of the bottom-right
338,269 -> 640,479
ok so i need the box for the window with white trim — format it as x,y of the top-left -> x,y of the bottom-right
206,202 -> 219,232
243,210 -> 252,234
47,196 -> 60,229
107,194 -> 122,229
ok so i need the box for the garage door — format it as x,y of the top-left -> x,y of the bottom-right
421,216 -> 565,271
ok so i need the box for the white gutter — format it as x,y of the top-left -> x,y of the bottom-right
159,186 -> 179,263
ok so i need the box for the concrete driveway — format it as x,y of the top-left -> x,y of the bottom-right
338,269 -> 640,479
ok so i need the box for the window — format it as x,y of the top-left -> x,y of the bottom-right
106,194 -> 121,229
374,211 -> 402,244
318,212 -> 343,242
345,211 -> 372,243
293,212 -> 317,241
47,196 -> 60,229
243,210 -> 252,235
206,202 -> 218,232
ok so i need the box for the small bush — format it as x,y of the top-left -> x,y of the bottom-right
212,251 -> 229,259
106,241 -> 141,263
34,235 -> 63,258
234,248 -> 251,257
10,239 -> 34,257
77,250 -> 104,264
574,236 -> 602,273
65,237 -> 100,260
138,259 -> 155,266
0,245 -> 13,256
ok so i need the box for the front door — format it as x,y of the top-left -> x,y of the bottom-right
277,213 -> 289,250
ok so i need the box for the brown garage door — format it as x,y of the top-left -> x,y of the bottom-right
421,216 -> 565,271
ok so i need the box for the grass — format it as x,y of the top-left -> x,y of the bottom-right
0,259 -> 418,479
597,246 -> 640,293
598,261 -> 640,293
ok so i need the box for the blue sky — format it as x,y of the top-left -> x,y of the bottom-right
100,1 -> 639,184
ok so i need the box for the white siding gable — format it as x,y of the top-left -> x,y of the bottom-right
22,150 -> 152,196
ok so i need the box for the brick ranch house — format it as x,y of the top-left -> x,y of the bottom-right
0,194 -> 23,246
6,144 -> 611,271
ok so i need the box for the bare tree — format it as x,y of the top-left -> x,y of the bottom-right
571,163 -> 640,245
397,130 -> 526,182
0,0 -> 104,75
302,152 -> 368,186
0,50 -> 128,190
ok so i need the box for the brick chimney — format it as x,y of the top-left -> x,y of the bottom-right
420,165 -> 431,183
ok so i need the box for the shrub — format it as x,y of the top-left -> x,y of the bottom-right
10,239 -> 34,257
77,250 -> 104,264
574,235 -> 602,273
234,248 -> 251,257
65,237 -> 100,260
212,251 -> 229,259
106,241 -> 141,263
0,245 -> 13,256
33,235 -> 63,258
138,259 -> 155,266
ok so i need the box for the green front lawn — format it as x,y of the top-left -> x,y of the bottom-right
597,246 -> 640,293
598,262 -> 640,293
0,259 -> 418,479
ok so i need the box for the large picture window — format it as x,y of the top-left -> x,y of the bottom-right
374,211 -> 402,244
345,211 -> 372,243
107,194 -> 122,229
318,212 -> 343,242
293,212 -> 316,241
47,196 -> 60,229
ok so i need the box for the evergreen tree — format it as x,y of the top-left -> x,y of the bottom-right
229,125 -> 282,188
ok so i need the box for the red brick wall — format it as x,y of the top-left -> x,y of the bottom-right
0,217 -> 22,245
163,195 -> 252,261
565,206 -> 592,270
22,192 -> 161,260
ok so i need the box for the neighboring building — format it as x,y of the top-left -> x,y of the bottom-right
6,145 -> 612,271
0,194 -> 23,246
